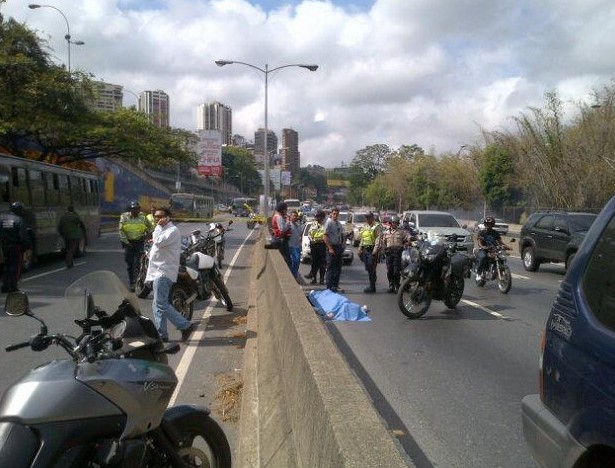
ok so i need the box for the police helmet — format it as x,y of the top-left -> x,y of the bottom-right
484,216 -> 495,226
390,215 -> 400,224
366,211 -> 375,219
10,201 -> 24,214
129,200 -> 140,210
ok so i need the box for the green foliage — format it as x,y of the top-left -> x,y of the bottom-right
221,146 -> 261,195
478,145 -> 518,211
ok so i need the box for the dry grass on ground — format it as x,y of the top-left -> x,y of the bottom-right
214,373 -> 243,422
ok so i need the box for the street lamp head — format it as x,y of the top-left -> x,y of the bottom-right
215,60 -> 233,67
73,40 -> 85,45
300,65 -> 319,72
28,4 -> 41,8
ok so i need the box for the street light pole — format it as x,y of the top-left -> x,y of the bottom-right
29,4 -> 84,72
215,59 -> 318,215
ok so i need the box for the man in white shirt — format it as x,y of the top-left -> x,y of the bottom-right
146,207 -> 195,342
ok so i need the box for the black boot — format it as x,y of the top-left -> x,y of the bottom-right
364,283 -> 376,293
388,283 -> 395,293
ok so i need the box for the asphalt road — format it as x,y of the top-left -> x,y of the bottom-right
297,243 -> 564,468
0,219 -> 258,460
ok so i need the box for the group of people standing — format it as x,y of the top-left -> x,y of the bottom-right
358,214 -> 416,294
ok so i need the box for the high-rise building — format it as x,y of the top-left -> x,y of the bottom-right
197,102 -> 233,145
139,90 -> 170,128
254,128 -> 278,169
90,81 -> 123,112
281,128 -> 300,176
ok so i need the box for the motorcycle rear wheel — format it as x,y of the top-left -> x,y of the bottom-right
134,260 -> 152,299
397,277 -> 431,319
211,275 -> 233,312
497,264 -> 512,294
444,275 -> 464,309
170,285 -> 194,321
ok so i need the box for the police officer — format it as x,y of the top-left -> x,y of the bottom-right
0,202 -> 29,293
119,201 -> 153,291
305,210 -> 327,285
358,212 -> 382,293
375,215 -> 412,293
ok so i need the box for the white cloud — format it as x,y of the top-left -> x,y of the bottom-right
5,0 -> 615,167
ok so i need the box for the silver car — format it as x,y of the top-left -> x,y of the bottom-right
402,210 -> 474,251
300,221 -> 354,265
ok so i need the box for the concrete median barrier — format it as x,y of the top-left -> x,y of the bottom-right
237,235 -> 412,467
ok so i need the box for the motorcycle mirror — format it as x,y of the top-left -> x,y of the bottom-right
228,220 -> 233,226
4,291 -> 29,317
86,292 -> 96,319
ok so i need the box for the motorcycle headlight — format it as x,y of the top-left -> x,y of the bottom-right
401,249 -> 412,267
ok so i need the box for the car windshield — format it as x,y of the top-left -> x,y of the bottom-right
568,214 -> 598,232
419,214 -> 461,228
353,214 -> 367,223
338,213 -> 349,222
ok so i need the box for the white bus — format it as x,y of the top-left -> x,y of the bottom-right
283,198 -> 301,212
169,193 -> 214,218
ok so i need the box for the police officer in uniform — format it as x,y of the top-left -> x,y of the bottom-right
305,210 -> 327,285
375,215 -> 412,293
358,212 -> 382,293
0,202 -> 29,293
119,201 -> 153,291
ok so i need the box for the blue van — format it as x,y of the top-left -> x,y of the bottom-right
522,195 -> 615,467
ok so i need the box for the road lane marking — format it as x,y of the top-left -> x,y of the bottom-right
512,272 -> 530,280
21,262 -> 87,282
461,298 -> 510,320
169,226 -> 256,406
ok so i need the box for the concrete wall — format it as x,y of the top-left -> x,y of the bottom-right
237,235 -> 412,467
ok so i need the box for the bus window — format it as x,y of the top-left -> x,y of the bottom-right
70,176 -> 84,206
58,174 -> 70,205
46,173 -> 59,205
12,167 -> 29,205
29,170 -> 46,207
0,166 -> 10,203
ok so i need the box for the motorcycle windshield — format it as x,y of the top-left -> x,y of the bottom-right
65,270 -> 140,318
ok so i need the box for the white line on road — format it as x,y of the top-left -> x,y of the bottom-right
21,262 -> 87,282
461,298 -> 510,320
168,227 -> 257,406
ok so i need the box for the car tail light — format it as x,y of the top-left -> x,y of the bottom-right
538,329 -> 546,400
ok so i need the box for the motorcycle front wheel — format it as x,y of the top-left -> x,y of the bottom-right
497,264 -> 512,294
216,245 -> 224,269
444,275 -> 464,309
397,277 -> 431,319
170,284 -> 194,321
152,415 -> 232,468
211,275 -> 233,312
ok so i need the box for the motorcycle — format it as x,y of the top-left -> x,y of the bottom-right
0,270 -> 232,467
397,233 -> 471,319
472,239 -> 515,294
205,221 -> 232,269
173,225 -> 234,318
134,241 -> 152,299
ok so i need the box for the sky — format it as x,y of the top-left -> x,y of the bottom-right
3,0 -> 615,168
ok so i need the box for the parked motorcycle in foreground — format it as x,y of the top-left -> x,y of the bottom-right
0,271 -> 231,467
472,238 -> 515,294
397,233 -> 471,319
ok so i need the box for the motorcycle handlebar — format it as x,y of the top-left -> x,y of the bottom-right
5,341 -> 31,352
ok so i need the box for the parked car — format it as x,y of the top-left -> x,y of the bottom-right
300,221 -> 353,265
521,195 -> 615,467
402,210 -> 473,251
474,217 -> 509,236
518,211 -> 598,271
338,211 -> 355,243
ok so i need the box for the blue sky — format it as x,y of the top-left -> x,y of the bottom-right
5,0 -> 615,167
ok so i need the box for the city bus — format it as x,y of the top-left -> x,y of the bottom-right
169,192 -> 214,218
231,197 -> 258,217
0,153 -> 101,269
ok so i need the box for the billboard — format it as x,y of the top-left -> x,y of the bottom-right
197,130 -> 222,176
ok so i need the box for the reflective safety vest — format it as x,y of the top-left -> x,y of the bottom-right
309,222 -> 325,242
359,222 -> 380,247
119,212 -> 151,243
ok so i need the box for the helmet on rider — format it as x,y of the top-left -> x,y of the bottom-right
10,201 -> 24,215
484,216 -> 495,227
128,201 -> 140,210
390,215 -> 400,225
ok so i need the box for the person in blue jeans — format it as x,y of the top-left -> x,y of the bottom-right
145,207 -> 195,342
287,210 -> 303,279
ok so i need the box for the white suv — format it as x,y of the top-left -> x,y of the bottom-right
402,210 -> 473,251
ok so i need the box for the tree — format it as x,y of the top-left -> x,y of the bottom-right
221,146 -> 261,196
478,145 -> 519,212
348,144 -> 392,204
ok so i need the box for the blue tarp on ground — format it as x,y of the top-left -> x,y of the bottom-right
307,289 -> 371,322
